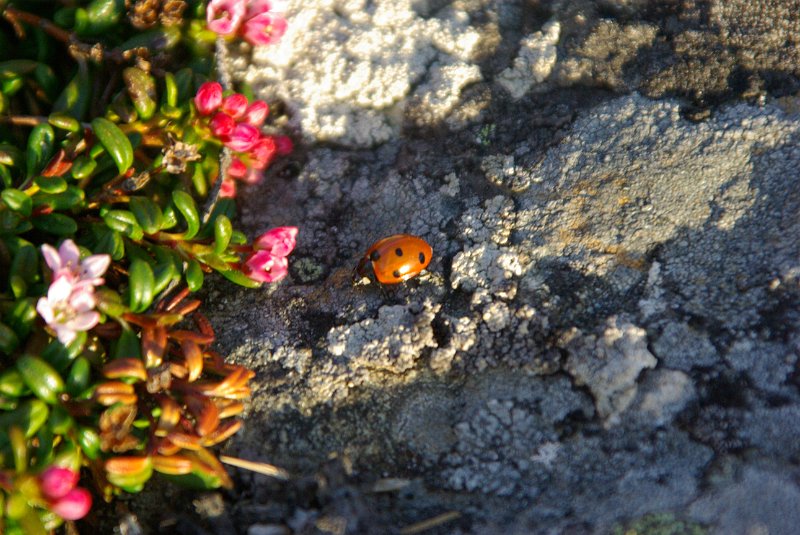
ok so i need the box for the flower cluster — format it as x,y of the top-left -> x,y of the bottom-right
38,467 -> 92,521
244,226 -> 298,282
194,81 -> 293,195
36,240 -> 111,345
207,0 -> 287,46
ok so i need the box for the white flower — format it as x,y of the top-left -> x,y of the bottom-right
41,240 -> 110,290
36,277 -> 100,345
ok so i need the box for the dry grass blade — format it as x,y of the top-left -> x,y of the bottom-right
399,511 -> 461,535
219,455 -> 290,481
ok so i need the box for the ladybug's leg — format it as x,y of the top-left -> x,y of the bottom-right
353,257 -> 371,284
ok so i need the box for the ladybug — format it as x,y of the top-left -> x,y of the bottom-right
353,234 -> 433,285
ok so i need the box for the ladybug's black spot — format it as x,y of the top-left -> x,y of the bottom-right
419,252 -> 426,264
395,248 -> 403,257
370,251 -> 381,262
392,270 -> 401,279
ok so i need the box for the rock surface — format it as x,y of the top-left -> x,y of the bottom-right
128,0 -> 800,533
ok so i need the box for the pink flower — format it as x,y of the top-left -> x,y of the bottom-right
244,226 -> 297,283
243,169 -> 263,184
39,467 -> 79,501
220,94 -> 249,120
50,487 -> 92,521
244,250 -> 289,283
254,226 -> 297,257
274,135 -> 293,156
220,179 -> 237,198
210,112 -> 236,138
249,136 -> 276,170
228,157 -> 248,178
224,123 -> 260,152
206,0 -> 246,35
194,82 -> 223,115
37,276 -> 100,345
41,240 -> 110,290
242,11 -> 287,46
243,100 -> 269,127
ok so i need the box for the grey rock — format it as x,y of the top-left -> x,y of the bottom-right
688,467 -> 800,535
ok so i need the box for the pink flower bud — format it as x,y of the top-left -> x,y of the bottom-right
244,251 -> 289,283
224,123 -> 260,152
39,467 -> 79,500
274,135 -> 294,156
194,82 -> 223,115
207,0 -> 246,35
220,179 -> 237,198
243,101 -> 269,127
210,112 -> 236,138
249,136 -> 276,170
242,12 -> 288,46
50,487 -> 92,520
243,169 -> 264,184
254,226 -> 297,257
227,157 -> 248,178
220,94 -> 249,120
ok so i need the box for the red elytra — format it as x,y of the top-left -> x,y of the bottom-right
353,234 -> 433,285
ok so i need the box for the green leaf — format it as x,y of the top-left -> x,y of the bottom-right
0,368 -> 25,397
102,209 -> 144,240
5,298 -> 37,339
92,225 -> 126,259
186,259 -> 204,291
48,112 -> 81,133
48,404 -> 74,435
76,426 -> 100,460
26,124 -> 56,178
95,287 -> 127,317
33,175 -> 67,193
213,215 -> 232,254
128,259 -> 155,312
173,67 -> 194,104
70,154 -> 97,179
0,143 -> 23,168
16,355 -> 64,404
123,67 -> 157,121
53,62 -> 89,120
10,242 -> 38,285
1,189 -> 32,216
0,60 -> 37,78
129,196 -> 164,235
32,186 -> 85,211
31,213 -> 78,236
172,190 -> 199,239
220,269 -> 262,288
117,26 -> 181,52
0,399 -> 49,438
113,328 -> 142,360
91,117 -> 133,174
74,0 -> 125,36
164,72 -> 178,107
33,63 -> 58,102
65,357 -> 91,396
153,259 -> 179,295
0,323 -> 20,355
40,334 -> 85,373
